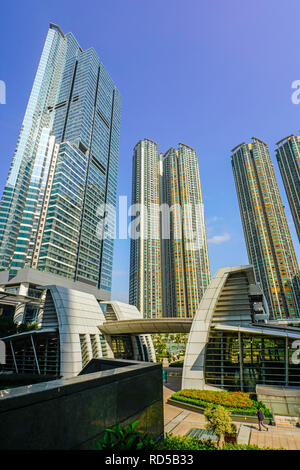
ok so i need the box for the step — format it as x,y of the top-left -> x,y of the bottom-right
237,424 -> 251,444
274,415 -> 299,427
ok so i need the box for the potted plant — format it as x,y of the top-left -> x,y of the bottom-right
204,405 -> 234,449
224,423 -> 237,443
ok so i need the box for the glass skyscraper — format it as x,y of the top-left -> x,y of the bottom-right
129,139 -> 210,319
276,135 -> 300,243
231,137 -> 300,319
0,23 -> 121,293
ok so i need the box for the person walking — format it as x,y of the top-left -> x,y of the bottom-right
257,407 -> 268,431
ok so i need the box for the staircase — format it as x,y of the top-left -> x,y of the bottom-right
274,415 -> 299,427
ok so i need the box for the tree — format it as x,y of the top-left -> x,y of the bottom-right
204,405 -> 234,448
17,322 -> 39,333
0,317 -> 17,338
0,317 -> 39,338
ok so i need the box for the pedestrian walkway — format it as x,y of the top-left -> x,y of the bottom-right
165,410 -> 190,434
163,381 -> 300,450
250,426 -> 300,449
237,425 -> 251,445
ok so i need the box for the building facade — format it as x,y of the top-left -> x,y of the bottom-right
129,139 -> 162,318
129,139 -> 210,318
162,144 -> 210,318
0,277 -> 155,379
0,23 -> 121,295
182,265 -> 300,392
231,138 -> 300,319
276,135 -> 300,243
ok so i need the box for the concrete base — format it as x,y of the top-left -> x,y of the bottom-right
257,384 -> 300,419
0,359 -> 163,450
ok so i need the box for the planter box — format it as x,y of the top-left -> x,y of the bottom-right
167,398 -> 274,425
224,432 -> 237,444
164,367 -> 182,378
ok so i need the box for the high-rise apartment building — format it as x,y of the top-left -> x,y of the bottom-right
0,24 -> 121,294
231,137 -> 300,319
276,135 -> 300,243
162,144 -> 210,318
129,139 -> 210,318
129,139 -> 162,318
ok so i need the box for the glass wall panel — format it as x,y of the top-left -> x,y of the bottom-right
204,330 -> 296,392
288,338 -> 300,386
111,335 -> 134,360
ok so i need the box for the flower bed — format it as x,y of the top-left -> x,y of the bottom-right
171,389 -> 272,417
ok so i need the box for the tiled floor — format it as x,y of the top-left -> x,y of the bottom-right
250,427 -> 300,450
163,380 -> 300,450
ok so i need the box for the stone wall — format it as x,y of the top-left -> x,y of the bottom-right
0,359 -> 163,450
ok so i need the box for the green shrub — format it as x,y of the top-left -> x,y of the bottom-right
222,443 -> 285,450
158,434 -> 217,450
17,322 -> 39,333
0,318 -> 39,338
204,405 -> 234,448
93,419 -> 285,451
94,421 -> 156,451
159,434 -> 284,451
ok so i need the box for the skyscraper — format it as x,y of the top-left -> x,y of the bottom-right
231,137 -> 300,319
162,144 -> 210,318
129,139 -> 210,318
0,24 -> 121,294
129,139 -> 162,318
276,135 -> 300,243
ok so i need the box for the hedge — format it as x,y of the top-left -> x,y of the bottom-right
222,443 -> 285,450
158,435 -> 284,451
158,434 -> 217,450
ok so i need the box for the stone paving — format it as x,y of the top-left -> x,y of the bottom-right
163,377 -> 300,450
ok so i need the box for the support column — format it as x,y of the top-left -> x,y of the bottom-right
261,337 -> 266,385
221,334 -> 224,388
238,332 -> 244,391
285,336 -> 289,386
10,340 -> 18,373
31,335 -> 41,375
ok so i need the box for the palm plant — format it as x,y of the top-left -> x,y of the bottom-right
94,420 -> 156,451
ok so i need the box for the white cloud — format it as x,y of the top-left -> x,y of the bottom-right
207,216 -> 223,224
208,232 -> 231,245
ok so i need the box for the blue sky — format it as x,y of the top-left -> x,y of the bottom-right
0,0 -> 299,302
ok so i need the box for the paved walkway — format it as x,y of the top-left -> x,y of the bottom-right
163,378 -> 300,450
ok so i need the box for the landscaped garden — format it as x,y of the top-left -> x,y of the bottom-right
158,434 -> 282,450
152,333 -> 188,364
94,415 -> 283,451
169,389 -> 272,417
